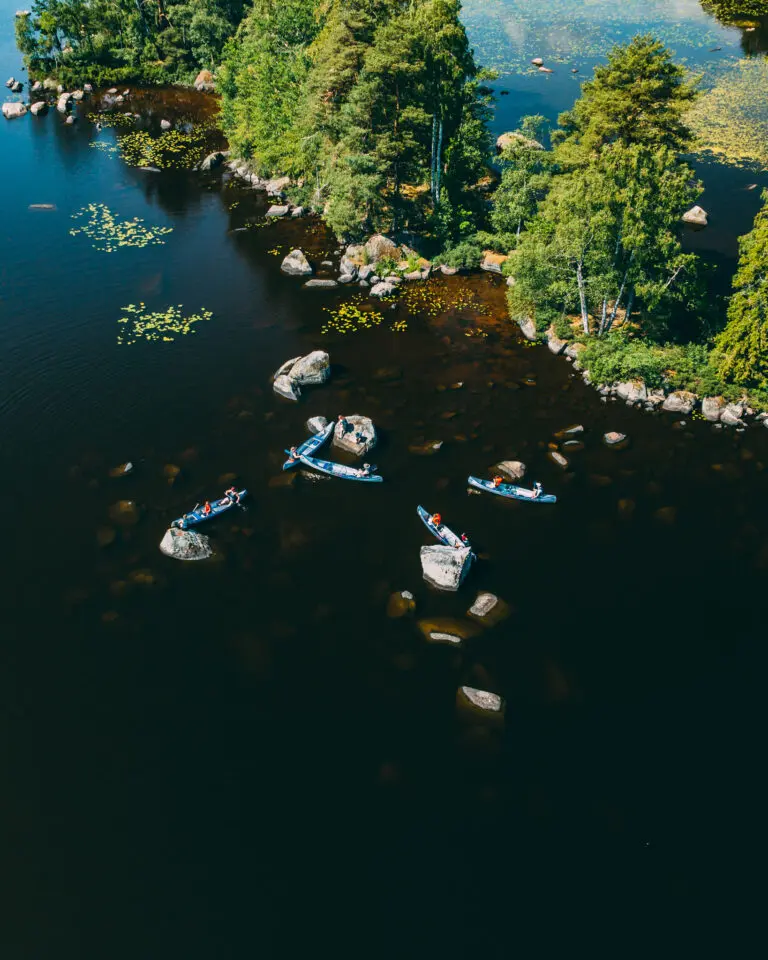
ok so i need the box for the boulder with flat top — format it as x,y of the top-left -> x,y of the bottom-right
333,414 -> 376,456
281,249 -> 313,276
420,545 -> 473,592
2,102 -> 27,119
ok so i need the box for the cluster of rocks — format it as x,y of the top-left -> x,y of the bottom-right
3,79 -> 95,122
518,318 -> 763,429
272,350 -> 331,402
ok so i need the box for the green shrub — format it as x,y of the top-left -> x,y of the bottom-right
377,256 -> 399,276
437,240 -> 483,270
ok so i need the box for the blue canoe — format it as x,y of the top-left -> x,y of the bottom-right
299,454 -> 383,483
283,421 -> 335,470
468,476 -> 556,504
171,490 -> 247,528
417,505 -> 470,549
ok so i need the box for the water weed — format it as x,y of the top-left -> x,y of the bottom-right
69,203 -> 173,253
117,303 -> 213,345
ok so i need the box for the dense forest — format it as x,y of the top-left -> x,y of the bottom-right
219,0 -> 492,242
13,1 -> 768,401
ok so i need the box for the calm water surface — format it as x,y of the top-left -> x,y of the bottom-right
1,3 -> 765,955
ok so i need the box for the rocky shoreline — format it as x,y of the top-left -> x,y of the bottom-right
516,318 -> 767,431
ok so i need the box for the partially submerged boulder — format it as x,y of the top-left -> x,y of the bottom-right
281,249 -> 313,276
29,101 -> 47,116
662,391 -> 697,415
682,205 -> 708,227
333,414 -> 376,456
603,431 -> 628,448
493,460 -> 526,481
701,396 -> 725,422
266,204 -> 290,218
546,325 -> 567,355
2,102 -> 27,119
616,381 -> 647,403
420,545 -> 473,592
304,278 -> 338,289
56,92 -> 72,113
467,592 -> 511,628
273,375 -> 301,402
199,151 -> 225,171
721,402 -> 745,427
306,415 -> 329,434
417,617 -> 480,645
457,685 -> 505,717
290,350 -> 330,386
518,317 -> 537,340
387,590 -> 416,619
370,281 -> 399,298
159,527 -> 212,561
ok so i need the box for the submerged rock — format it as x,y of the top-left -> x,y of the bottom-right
387,590 -> 416,619
457,685 -> 505,717
109,500 -> 141,525
420,545 -> 473,592
548,451 -> 569,469
334,414 -> 376,456
304,278 -> 338,289
281,249 -> 313,276
370,281 -> 398,298
417,617 -> 480,645
108,461 -> 133,478
160,119 -> 172,131
603,431 -> 628,447
408,440 -> 443,456
467,592 -> 511,628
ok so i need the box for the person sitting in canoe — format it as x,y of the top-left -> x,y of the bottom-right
203,501 -> 212,516
224,486 -> 240,505
460,533 -> 469,545
492,475 -> 504,488
533,482 -> 543,499
287,446 -> 299,462
360,463 -> 376,477
431,512 -> 442,529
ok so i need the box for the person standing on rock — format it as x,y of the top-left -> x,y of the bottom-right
338,414 -> 352,435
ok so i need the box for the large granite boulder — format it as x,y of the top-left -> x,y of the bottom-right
273,375 -> 301,402
370,281 -> 398,298
365,233 -> 398,262
266,204 -> 290,218
290,350 -> 330,386
306,416 -> 329,434
56,92 -> 72,113
496,131 -> 544,153
11,80 -> 22,93
420,545 -> 473,592
304,278 -> 338,289
518,317 -> 537,340
701,396 -> 726,422
616,381 -> 648,403
721,402 -> 745,427
30,101 -> 47,116
281,249 -> 313,276
2,102 -> 27,119
546,325 -> 567,355
194,69 -> 215,92
662,391 -> 697,415
159,527 -> 212,561
333,414 -> 376,456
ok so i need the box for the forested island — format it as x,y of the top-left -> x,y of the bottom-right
12,0 -> 768,410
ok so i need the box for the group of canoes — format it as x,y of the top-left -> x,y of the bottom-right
167,423 -> 556,531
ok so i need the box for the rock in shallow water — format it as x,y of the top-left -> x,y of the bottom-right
290,350 -> 330,385
662,391 -> 697,415
2,102 -> 27,119
467,592 -> 511,627
159,527 -> 213,561
457,685 -> 505,716
273,375 -> 301,402
281,249 -> 312,276
603,431 -> 627,447
334,414 -> 376,456
387,591 -> 416,618
701,396 -> 725,422
306,415 -> 329,434
417,617 -> 480,644
492,460 -> 525,481
420,545 -> 473,592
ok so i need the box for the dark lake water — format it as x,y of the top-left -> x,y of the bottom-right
1,3 -> 766,955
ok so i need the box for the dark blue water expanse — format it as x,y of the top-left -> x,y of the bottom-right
1,3 -> 765,956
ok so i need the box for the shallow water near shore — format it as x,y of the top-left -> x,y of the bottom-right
1,3 -> 766,954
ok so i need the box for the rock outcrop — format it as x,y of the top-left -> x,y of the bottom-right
480,251 -> 509,274
194,69 -> 215,93
159,527 -> 212,561
333,414 -> 376,456
420,545 -> 473,592
281,249 -> 313,276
